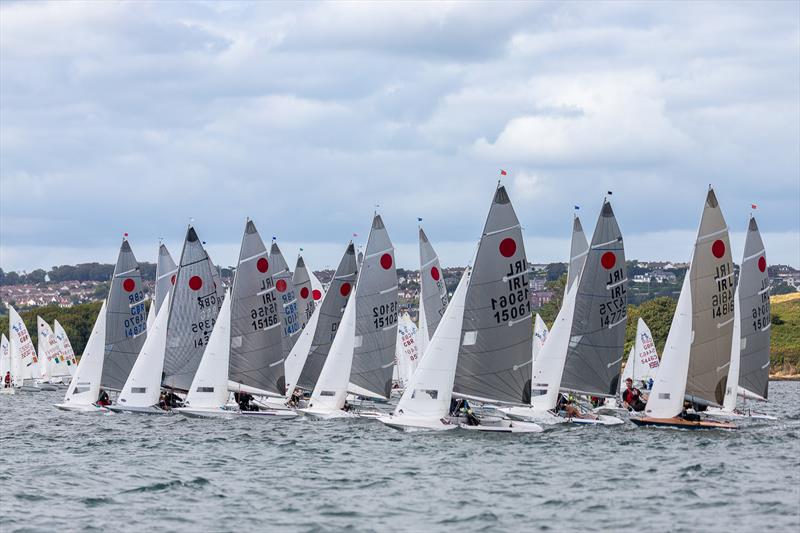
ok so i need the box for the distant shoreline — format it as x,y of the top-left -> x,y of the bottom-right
769,374 -> 800,381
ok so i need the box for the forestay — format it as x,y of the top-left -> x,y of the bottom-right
561,200 -> 627,397
734,217 -> 771,401
270,242 -> 302,357
163,226 -> 222,391
454,185 -> 532,405
227,221 -> 284,395
103,238 -> 148,390
296,243 -> 358,392
349,215 -> 399,399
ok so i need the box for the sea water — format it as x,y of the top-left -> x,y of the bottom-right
1,381 -> 798,532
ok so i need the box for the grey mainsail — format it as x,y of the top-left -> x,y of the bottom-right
162,226 -> 222,391
292,255 -> 316,332
350,215 -> 399,399
102,238 -> 147,390
155,243 -> 177,314
270,242 -> 302,356
566,215 -> 589,294
419,227 -> 449,341
454,185 -> 532,405
227,221 -> 285,395
686,188 -> 734,407
736,216 -> 770,400
560,200 -> 628,397
296,242 -> 358,391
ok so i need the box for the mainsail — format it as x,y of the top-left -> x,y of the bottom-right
418,227 -> 449,355
566,215 -> 589,294
395,312 -> 420,385
454,185 -> 532,405
270,242 -> 302,357
8,305 -> 39,384
620,318 -> 659,389
560,200 -> 628,397
685,189 -> 734,407
292,255 -> 316,332
533,313 -> 549,364
349,214 -> 399,399
102,237 -> 148,390
227,220 -> 284,395
53,320 -> 77,375
162,226 -> 222,391
296,243 -> 358,391
0,334 -> 10,381
732,216 -> 771,401
37,318 -> 70,380
155,243 -> 178,316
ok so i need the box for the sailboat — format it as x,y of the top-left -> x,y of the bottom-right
55,302 -> 110,412
301,214 -> 398,419
394,311 -> 420,389
417,227 -> 449,357
621,318 -> 660,390
0,334 -> 14,394
227,220 -> 285,398
292,254 -> 317,333
707,216 -> 776,420
7,305 -> 41,392
502,202 -> 627,425
147,243 -> 177,330
36,317 -> 70,387
380,185 -> 542,433
102,237 -> 148,392
632,188 -> 737,429
162,225 -> 222,393
285,243 -> 358,398
53,320 -> 77,378
270,241 -> 302,359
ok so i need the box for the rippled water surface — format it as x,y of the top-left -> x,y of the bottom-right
1,382 -> 798,532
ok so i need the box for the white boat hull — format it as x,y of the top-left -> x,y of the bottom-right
1,388 -> 15,395
704,407 -> 778,421
17,385 -> 42,393
299,407 -> 357,420
378,414 -> 458,432
174,407 -> 239,419
53,403 -> 108,413
458,420 -> 543,433
108,404 -> 169,415
500,406 -> 624,426
240,409 -> 299,419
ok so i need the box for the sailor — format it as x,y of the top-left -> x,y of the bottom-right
288,387 -> 303,408
96,389 -> 111,407
621,378 -> 646,412
3,371 -> 11,388
556,393 -> 585,419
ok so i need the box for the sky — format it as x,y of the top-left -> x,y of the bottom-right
1,0 -> 798,273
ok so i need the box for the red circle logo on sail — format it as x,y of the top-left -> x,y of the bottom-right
122,278 -> 136,292
431,266 -> 440,281
340,282 -> 352,297
300,287 -> 310,299
276,279 -> 287,292
758,256 -> 766,272
171,274 -> 176,285
712,240 -> 726,258
600,252 -> 616,270
380,253 -> 393,269
189,276 -> 203,291
256,257 -> 269,273
499,238 -> 516,257
312,289 -> 322,300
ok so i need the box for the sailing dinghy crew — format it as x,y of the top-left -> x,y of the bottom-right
4,371 -> 11,388
621,378 -> 646,412
96,389 -> 111,407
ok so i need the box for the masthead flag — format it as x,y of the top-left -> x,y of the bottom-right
500,169 -> 507,176
751,204 -> 758,210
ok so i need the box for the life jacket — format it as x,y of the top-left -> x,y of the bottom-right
622,388 -> 640,404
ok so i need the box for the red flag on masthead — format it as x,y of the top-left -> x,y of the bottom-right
500,169 -> 507,176
751,204 -> 758,209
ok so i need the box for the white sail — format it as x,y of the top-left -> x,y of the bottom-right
418,297 -> 429,357
530,281 -> 579,411
38,318 -> 70,380
722,300 -> 742,411
116,293 -> 171,410
0,334 -> 10,381
60,302 -> 108,407
391,269 -> 469,421
622,318 -> 660,389
533,313 -> 549,364
619,346 -> 635,391
8,305 -> 39,384
53,320 -> 78,376
395,312 -> 420,385
305,289 -> 358,413
292,255 -> 317,333
184,290 -> 232,409
149,244 -> 178,330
